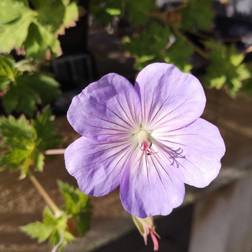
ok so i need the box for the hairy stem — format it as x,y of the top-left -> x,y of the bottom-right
29,175 -> 62,217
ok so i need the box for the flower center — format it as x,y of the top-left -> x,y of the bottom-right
133,128 -> 153,155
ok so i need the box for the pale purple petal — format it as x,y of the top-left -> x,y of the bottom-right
120,146 -> 185,218
135,63 -> 206,130
64,136 -> 134,196
153,118 -> 226,188
67,73 -> 141,141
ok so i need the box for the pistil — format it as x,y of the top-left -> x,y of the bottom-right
133,128 -> 153,155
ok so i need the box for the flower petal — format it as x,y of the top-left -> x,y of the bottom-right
153,118 -> 226,188
64,136 -> 134,196
135,63 -> 206,130
67,73 -> 141,141
120,147 -> 185,217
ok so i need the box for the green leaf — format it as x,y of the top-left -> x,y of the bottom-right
90,0 -> 123,25
43,207 -> 58,225
43,208 -> 75,247
0,116 -> 36,176
0,111 -> 60,176
0,55 -> 60,115
134,55 -> 155,70
24,22 -> 62,58
126,0 -> 155,25
164,36 -> 193,72
2,77 -> 40,115
204,42 -> 251,95
0,55 -> 19,94
58,181 -> 91,235
21,221 -> 54,243
106,8 -> 121,16
0,0 -> 36,53
241,78 -> 252,94
0,0 -> 79,58
2,71 -> 60,116
181,0 -> 214,31
58,181 -> 90,215
230,53 -> 244,66
33,107 -> 61,150
21,207 -> 75,249
63,2 -> 79,28
0,116 -> 35,145
30,0 -> 65,33
33,150 -> 45,172
125,22 -> 170,69
0,55 -> 16,86
26,73 -> 61,104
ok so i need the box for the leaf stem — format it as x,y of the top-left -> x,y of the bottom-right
29,175 -> 62,217
45,149 -> 65,155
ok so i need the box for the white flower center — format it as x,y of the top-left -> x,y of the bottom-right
132,126 -> 153,155
135,129 -> 150,144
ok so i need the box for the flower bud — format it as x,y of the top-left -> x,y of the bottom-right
132,215 -> 160,251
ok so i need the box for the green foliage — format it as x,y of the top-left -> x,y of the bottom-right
164,36 -> 193,72
0,0 -> 36,54
91,0 -> 123,25
125,23 -> 170,69
125,23 -> 192,71
0,115 -> 36,175
181,0 -> 214,31
0,55 -> 60,116
91,0 -> 251,96
205,42 -> 251,96
24,22 -> 62,59
63,1 -> 79,28
58,181 -> 91,235
0,56 -> 17,91
21,207 -> 74,250
91,0 -> 155,26
0,108 -> 60,177
0,0 -> 79,58
125,0 -> 155,25
21,182 -> 91,249
33,107 -> 61,150
106,8 -> 121,16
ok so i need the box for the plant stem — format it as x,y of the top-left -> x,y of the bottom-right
29,175 -> 62,217
45,148 -> 65,155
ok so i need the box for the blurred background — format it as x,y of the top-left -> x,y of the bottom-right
0,0 -> 252,251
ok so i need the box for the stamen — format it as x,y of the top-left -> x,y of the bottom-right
154,141 -> 185,168
163,145 -> 185,168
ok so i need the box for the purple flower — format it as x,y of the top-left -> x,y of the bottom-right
64,63 -> 225,218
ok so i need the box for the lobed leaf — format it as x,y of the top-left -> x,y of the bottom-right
0,0 -> 79,58
204,42 -> 251,96
21,207 -> 75,249
0,55 -> 60,116
181,0 -> 214,31
21,221 -> 54,243
58,181 -> 91,235
125,22 -> 170,69
0,116 -> 36,176
0,0 -> 36,53
164,36 -> 193,72
33,107 -> 61,150
0,109 -> 60,176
